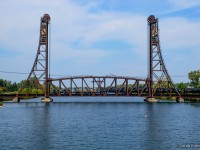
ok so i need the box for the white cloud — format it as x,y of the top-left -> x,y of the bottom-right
169,0 -> 200,10
0,0 -> 199,83
157,16 -> 200,82
50,43 -> 111,64
165,0 -> 200,14
160,17 -> 200,49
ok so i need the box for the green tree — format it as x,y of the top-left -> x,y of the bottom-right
31,89 -> 38,94
0,87 -> 3,94
37,89 -> 44,94
0,78 -> 20,93
188,70 -> 200,88
176,82 -> 188,89
31,89 -> 44,94
11,82 -> 18,92
21,88 -> 31,94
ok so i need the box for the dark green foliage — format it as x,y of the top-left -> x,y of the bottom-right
0,77 -> 44,94
0,77 -> 58,94
0,79 -> 14,92
188,70 -> 200,88
176,82 -> 188,89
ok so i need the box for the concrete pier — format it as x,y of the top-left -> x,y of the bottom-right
13,97 -> 20,102
176,97 -> 184,103
144,97 -> 158,103
41,97 -> 53,102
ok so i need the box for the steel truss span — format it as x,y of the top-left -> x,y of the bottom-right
49,76 -> 150,96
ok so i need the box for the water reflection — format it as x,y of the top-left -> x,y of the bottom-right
1,98 -> 200,150
143,104 -> 178,149
25,102 -> 51,149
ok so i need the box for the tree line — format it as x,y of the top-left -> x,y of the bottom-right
175,70 -> 200,89
0,78 -> 44,94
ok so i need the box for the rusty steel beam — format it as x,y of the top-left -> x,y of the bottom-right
117,79 -> 126,95
83,79 -> 93,94
128,80 -> 138,95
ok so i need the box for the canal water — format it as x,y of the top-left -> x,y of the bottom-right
0,97 -> 200,150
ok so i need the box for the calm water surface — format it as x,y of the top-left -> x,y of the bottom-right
1,97 -> 200,150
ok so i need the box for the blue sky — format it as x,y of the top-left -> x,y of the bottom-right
0,0 -> 200,83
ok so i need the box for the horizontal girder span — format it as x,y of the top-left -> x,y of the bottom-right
49,75 -> 149,82
48,76 -> 151,97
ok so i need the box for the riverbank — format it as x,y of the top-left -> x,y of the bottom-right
0,96 -> 39,102
156,96 -> 200,102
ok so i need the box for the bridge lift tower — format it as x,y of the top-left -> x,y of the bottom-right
20,14 -> 52,102
147,15 -> 184,102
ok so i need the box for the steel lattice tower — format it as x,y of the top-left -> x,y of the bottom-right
21,14 -> 51,98
147,15 -> 181,98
